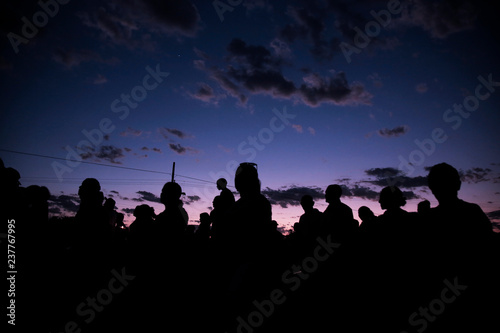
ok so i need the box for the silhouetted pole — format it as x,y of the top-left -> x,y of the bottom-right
171,162 -> 176,182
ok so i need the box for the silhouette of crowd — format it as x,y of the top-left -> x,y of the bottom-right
1,158 -> 499,332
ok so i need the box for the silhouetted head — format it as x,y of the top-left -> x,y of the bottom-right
235,162 -> 260,196
212,195 -> 222,209
116,213 -> 125,227
200,212 -> 210,224
300,195 -> 315,211
26,185 -> 51,203
358,206 -> 375,222
161,182 -> 182,206
325,184 -> 342,203
78,178 -> 103,208
418,200 -> 431,214
216,178 -> 228,190
4,167 -> 21,190
133,204 -> 156,219
104,198 -> 116,210
427,163 -> 461,204
379,186 -> 406,210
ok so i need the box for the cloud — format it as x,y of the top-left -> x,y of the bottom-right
416,83 -> 428,93
79,145 -> 126,164
183,195 -> 201,205
195,39 -> 372,107
394,0 -> 478,39
487,210 -> 500,220
121,208 -> 135,215
460,167 -> 492,183
377,125 -> 410,138
134,191 -> 161,203
262,186 -> 324,208
218,144 -> 234,153
292,124 -> 303,133
93,74 -> 108,85
340,184 -> 380,201
298,71 -> 373,107
168,143 -> 199,155
188,82 -> 225,104
52,48 -> 119,69
49,194 -> 80,215
120,127 -> 144,137
79,0 -> 201,48
307,127 -> 316,135
140,146 -> 162,154
364,167 -> 428,189
159,127 -> 194,139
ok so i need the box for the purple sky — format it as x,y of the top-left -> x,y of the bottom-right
1,0 -> 499,232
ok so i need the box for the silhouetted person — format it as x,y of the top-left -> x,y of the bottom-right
427,163 -> 492,239
298,195 -> 322,240
231,163 -> 273,250
377,186 -> 413,236
103,197 -> 118,228
417,199 -> 431,215
196,212 -> 212,242
424,164 -> 496,331
321,184 -> 357,241
358,206 -> 377,232
155,182 -> 188,242
130,204 -> 156,238
217,177 -> 235,211
73,178 -> 113,295
75,178 -> 111,245
25,185 -> 51,225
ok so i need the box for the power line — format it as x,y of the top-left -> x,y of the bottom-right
0,148 -> 215,184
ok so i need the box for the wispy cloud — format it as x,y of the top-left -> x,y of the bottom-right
377,125 -> 410,138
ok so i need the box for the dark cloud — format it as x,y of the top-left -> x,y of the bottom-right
377,125 -> 410,138
188,82 -> 224,104
195,39 -> 372,107
79,145 -> 125,164
298,71 -> 373,107
365,167 -> 402,178
49,194 -> 80,215
262,186 -> 324,208
121,208 -> 135,215
168,143 -> 199,155
120,127 -> 144,137
140,146 -> 162,153
487,210 -> 500,220
52,48 -> 119,69
135,191 -> 161,203
159,127 -> 193,139
79,0 -> 200,49
364,167 -> 427,189
132,0 -> 201,37
340,184 -> 380,201
460,167 -> 492,184
183,195 -> 201,205
395,0 -> 478,39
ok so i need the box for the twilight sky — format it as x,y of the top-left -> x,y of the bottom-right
1,0 -> 500,232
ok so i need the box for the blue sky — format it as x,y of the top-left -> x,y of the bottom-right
1,0 -> 499,232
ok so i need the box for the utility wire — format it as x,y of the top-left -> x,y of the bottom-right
0,148 -> 214,184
